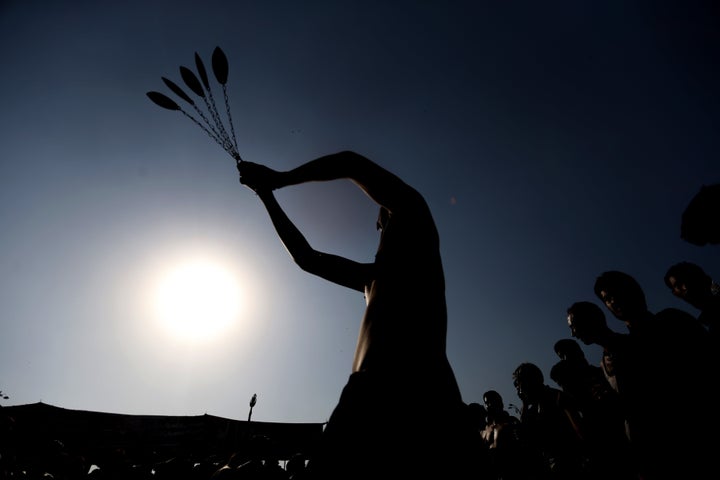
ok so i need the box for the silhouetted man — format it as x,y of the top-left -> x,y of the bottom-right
237,151 -> 473,479
664,261 -> 719,345
594,270 -> 714,479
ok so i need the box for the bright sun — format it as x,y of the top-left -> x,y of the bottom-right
153,259 -> 242,342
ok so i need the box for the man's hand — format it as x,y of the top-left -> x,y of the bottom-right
238,161 -> 282,192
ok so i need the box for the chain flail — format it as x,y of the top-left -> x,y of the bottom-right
147,46 -> 243,163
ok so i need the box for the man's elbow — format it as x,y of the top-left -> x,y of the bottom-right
292,250 -> 318,272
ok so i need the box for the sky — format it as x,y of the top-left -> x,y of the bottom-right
1,0 -> 718,425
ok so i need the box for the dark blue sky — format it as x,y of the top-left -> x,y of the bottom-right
1,0 -> 718,423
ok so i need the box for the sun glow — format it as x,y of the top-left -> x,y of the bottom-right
153,259 -> 243,342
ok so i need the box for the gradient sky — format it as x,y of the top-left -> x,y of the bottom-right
1,0 -> 718,425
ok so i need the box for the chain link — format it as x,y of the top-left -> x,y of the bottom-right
180,109 -> 239,162
222,85 -> 238,152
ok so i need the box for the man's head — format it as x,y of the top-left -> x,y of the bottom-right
550,360 -> 576,391
566,301 -> 607,345
466,402 -> 488,429
553,338 -> 585,362
594,270 -> 647,322
512,362 -> 544,403
483,390 -> 504,414
664,261 -> 712,310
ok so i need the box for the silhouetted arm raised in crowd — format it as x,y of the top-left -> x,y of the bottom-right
252,188 -> 372,292
239,150 -> 425,216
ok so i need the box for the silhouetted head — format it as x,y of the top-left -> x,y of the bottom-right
594,270 -> 647,322
549,360 -> 575,390
664,261 -> 712,310
553,338 -> 586,363
512,362 -> 544,403
466,402 -> 488,429
566,301 -> 607,345
483,390 -> 505,414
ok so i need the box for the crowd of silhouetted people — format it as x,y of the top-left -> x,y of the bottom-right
471,260 -> 718,480
2,171 -> 718,480
1,259 -> 717,479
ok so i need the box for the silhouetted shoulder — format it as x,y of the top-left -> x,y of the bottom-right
656,307 -> 706,333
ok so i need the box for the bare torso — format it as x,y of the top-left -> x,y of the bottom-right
351,201 -> 453,380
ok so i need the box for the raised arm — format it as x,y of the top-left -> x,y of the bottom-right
254,189 -> 373,292
239,151 -> 424,213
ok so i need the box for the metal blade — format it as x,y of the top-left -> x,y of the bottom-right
195,52 -> 211,90
161,77 -> 195,105
146,91 -> 180,110
179,66 -> 205,97
212,46 -> 229,85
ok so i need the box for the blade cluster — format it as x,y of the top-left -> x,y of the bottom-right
147,46 -> 242,164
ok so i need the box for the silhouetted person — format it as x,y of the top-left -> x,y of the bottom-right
467,401 -> 488,432
567,301 -> 652,478
550,338 -> 620,417
664,261 -> 720,344
552,335 -> 637,480
481,390 -> 522,480
512,362 -> 588,479
566,302 -> 630,398
481,390 -> 519,450
680,183 -> 720,246
464,402 -> 492,478
594,270 -> 713,479
550,338 -> 621,415
552,338 -> 585,362
237,151 -> 474,479
466,401 -> 488,447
